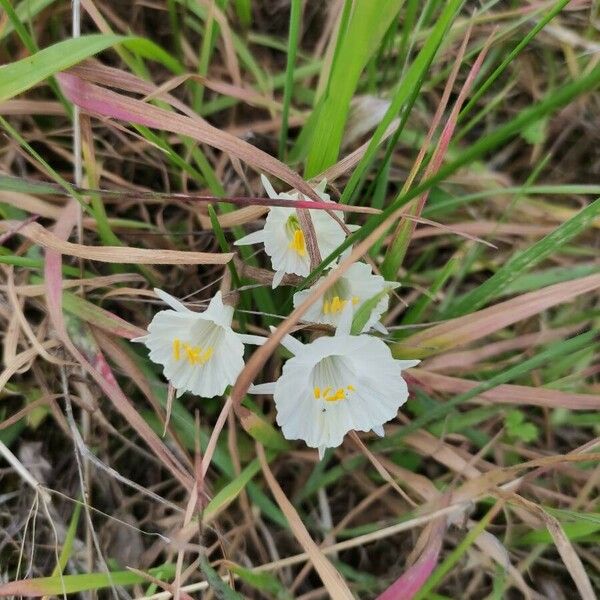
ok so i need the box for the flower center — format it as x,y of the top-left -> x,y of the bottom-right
322,280 -> 360,315
311,355 -> 356,402
172,338 -> 214,365
313,384 -> 356,402
285,215 -> 307,257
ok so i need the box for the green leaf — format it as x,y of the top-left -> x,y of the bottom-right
0,34 -> 183,103
447,197 -> 600,317
302,64 -> 600,290
304,0 -> 405,175
238,406 -> 290,451
0,566 -> 176,596
350,289 -> 389,335
0,34 -> 124,102
228,565 -> 292,599
340,0 -> 463,205
204,457 -> 263,521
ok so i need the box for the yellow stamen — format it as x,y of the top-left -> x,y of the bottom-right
172,338 -> 181,361
314,384 -> 356,402
172,340 -> 214,365
323,295 -> 350,315
288,229 -> 306,256
352,296 -> 360,305
184,344 -> 201,364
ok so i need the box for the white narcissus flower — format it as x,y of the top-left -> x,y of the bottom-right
133,289 -> 264,398
250,308 -> 419,458
292,261 -> 399,333
234,175 -> 347,288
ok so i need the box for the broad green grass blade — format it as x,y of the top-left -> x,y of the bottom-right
447,197 -> 600,317
0,34 -> 183,103
304,0 -> 405,176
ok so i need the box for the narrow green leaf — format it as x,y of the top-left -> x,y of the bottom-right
305,0 -> 404,175
447,197 -> 600,317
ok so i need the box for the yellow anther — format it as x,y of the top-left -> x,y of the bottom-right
324,387 -> 346,402
184,344 -> 201,364
172,342 -> 215,365
352,296 -> 360,305
172,338 -> 181,361
315,383 -> 357,402
288,229 -> 307,256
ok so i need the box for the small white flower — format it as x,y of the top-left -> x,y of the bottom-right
234,175 -> 348,288
134,289 -> 264,398
250,308 -> 419,458
292,261 -> 399,333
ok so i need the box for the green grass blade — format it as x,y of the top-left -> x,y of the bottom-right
51,502 -> 82,576
304,0 -> 405,176
339,0 -> 463,205
301,62 -> 600,288
447,197 -> 600,317
279,0 -> 302,161
459,0 -> 571,121
377,330 -> 596,450
0,566 -> 176,596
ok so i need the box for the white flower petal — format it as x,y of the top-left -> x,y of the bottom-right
236,175 -> 352,284
268,326 -> 305,356
235,229 -> 266,246
335,302 -> 354,336
238,333 -> 267,346
260,174 -> 278,199
272,269 -> 286,288
268,331 -> 416,458
293,261 -> 398,333
154,288 -> 192,313
249,382 -> 277,395
372,424 -> 385,437
138,292 -> 244,398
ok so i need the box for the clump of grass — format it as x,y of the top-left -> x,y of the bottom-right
0,1 -> 599,598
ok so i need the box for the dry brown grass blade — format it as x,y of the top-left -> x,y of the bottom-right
6,273 -> 145,297
0,219 -> 232,264
44,200 -> 194,491
256,444 -> 354,599
395,273 -> 600,356
0,190 -> 63,218
58,72 -> 323,204
411,368 -> 600,409
508,494 -> 597,600
423,324 -> 580,371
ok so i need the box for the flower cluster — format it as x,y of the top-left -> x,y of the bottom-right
135,177 -> 418,458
